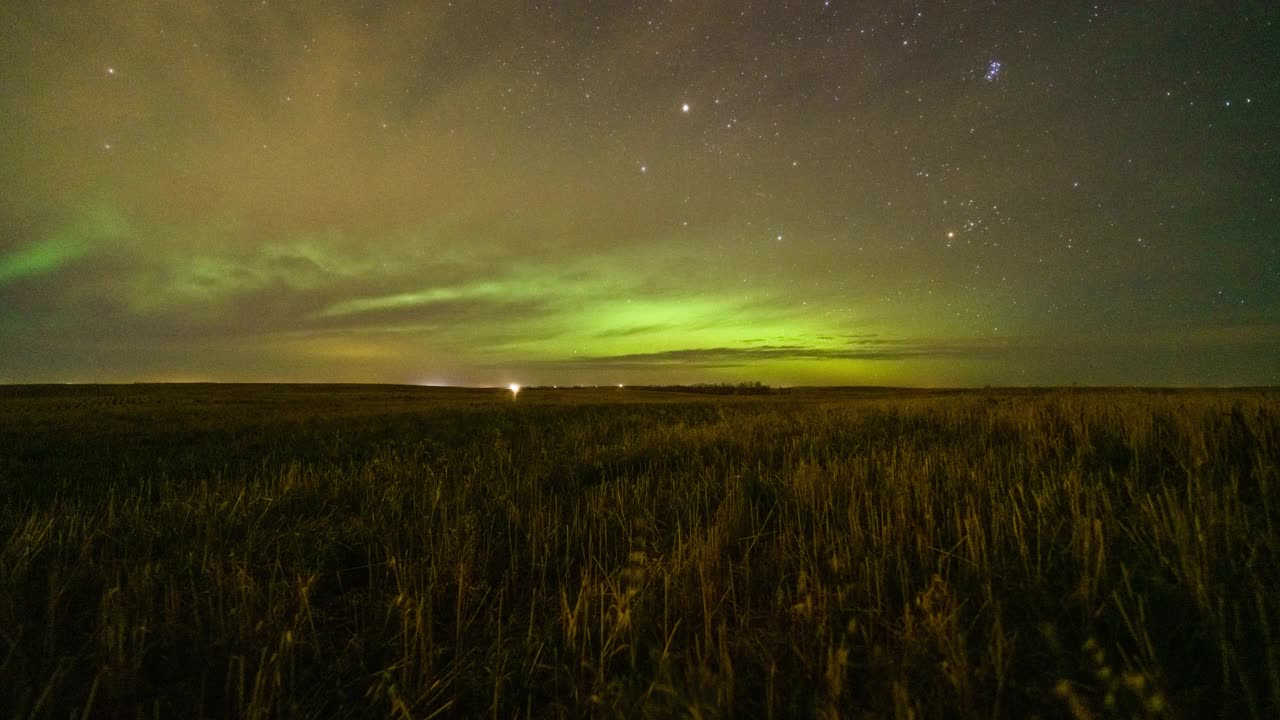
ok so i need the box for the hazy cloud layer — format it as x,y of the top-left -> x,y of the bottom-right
2,1 -> 1277,385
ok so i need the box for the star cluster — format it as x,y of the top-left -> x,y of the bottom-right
0,1 -> 1277,385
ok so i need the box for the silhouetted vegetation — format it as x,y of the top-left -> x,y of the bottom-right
1,384 -> 1277,718
639,380 -> 783,395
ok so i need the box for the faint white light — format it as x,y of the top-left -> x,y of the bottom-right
618,384 -> 624,388
681,103 -> 690,113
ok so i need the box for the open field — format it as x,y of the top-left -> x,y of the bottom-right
1,384 -> 1277,719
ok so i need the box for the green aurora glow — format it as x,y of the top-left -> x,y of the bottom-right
1,1 -> 1277,385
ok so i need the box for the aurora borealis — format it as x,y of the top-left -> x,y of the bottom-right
1,1 -> 1277,386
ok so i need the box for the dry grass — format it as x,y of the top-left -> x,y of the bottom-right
0,384 -> 1277,718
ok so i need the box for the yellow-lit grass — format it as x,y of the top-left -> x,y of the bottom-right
0,386 -> 1276,718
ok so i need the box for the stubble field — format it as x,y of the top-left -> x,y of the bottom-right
1,384 -> 1277,719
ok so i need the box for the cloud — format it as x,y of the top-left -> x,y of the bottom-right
591,324 -> 674,339
568,340 -> 995,368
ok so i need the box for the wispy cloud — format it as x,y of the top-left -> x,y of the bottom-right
568,340 -> 996,368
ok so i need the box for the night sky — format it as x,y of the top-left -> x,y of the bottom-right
2,1 -> 1277,386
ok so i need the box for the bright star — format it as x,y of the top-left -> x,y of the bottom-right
681,103 -> 690,113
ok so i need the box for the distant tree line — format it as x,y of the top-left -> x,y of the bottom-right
640,381 -> 785,395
